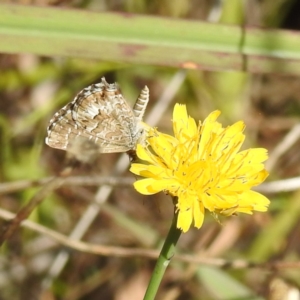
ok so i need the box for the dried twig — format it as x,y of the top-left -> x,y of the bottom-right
0,207 -> 298,271
0,167 -> 72,246
255,176 -> 300,193
266,124 -> 300,172
0,176 -> 134,194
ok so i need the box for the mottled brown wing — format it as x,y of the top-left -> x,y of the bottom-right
46,78 -> 143,154
71,80 -> 139,153
46,102 -> 79,151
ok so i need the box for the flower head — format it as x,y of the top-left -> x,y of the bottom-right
130,104 -> 270,232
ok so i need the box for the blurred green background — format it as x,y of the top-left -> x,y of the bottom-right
0,1 -> 300,299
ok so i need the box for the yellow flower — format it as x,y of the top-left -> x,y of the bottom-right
130,104 -> 270,233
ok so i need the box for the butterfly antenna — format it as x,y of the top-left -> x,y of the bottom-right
133,86 -> 149,121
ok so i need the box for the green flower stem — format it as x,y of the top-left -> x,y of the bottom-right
143,211 -> 182,300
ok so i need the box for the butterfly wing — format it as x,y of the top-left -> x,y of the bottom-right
46,78 -> 141,154
46,102 -> 78,150
72,81 -> 139,153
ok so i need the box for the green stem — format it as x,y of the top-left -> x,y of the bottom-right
143,211 -> 182,300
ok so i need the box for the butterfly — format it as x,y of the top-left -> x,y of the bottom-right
45,77 -> 149,161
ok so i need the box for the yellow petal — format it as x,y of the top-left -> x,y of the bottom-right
193,201 -> 205,229
198,110 -> 221,158
136,144 -> 157,164
238,190 -> 270,212
148,132 -> 179,169
173,104 -> 197,142
173,104 -> 188,137
177,208 -> 193,233
130,164 -> 169,179
212,122 -> 245,163
134,178 -> 180,195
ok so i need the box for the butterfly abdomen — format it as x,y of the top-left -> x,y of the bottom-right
133,86 -> 149,121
